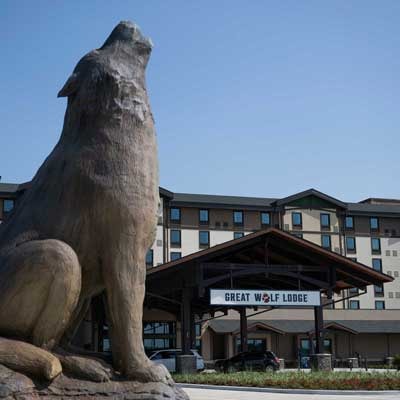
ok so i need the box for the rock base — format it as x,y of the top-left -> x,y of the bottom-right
0,365 -> 189,400
310,353 -> 332,371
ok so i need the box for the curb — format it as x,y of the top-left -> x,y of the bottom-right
178,383 -> 400,396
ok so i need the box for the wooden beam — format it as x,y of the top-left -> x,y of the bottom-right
276,271 -> 330,289
336,268 -> 373,287
201,263 -> 323,272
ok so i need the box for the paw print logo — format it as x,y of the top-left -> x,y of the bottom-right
262,293 -> 270,303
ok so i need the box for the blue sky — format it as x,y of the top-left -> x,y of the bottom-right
1,1 -> 399,202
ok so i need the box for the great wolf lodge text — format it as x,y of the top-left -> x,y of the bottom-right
210,289 -> 321,306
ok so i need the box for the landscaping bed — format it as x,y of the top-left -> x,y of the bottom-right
174,371 -> 400,390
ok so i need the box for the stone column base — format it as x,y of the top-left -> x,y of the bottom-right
310,353 -> 332,371
176,354 -> 197,374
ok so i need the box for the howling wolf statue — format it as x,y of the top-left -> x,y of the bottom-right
0,21 -> 178,394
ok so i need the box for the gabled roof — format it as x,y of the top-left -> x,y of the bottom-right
233,321 -> 286,335
159,186 -> 173,199
309,321 -> 358,335
147,228 -> 392,290
272,188 -> 347,209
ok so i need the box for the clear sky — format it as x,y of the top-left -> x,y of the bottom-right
1,1 -> 399,202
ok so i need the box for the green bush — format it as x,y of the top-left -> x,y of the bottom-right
174,371 -> 400,390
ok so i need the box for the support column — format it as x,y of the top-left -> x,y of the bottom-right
190,312 -> 197,351
314,305 -> 323,354
239,308 -> 248,353
311,305 -> 332,371
177,287 -> 197,374
181,287 -> 192,355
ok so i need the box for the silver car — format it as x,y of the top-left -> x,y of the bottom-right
149,349 -> 204,372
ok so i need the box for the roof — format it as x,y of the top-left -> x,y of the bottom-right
359,198 -> 400,205
171,192 -> 276,209
347,202 -> 400,216
159,186 -> 173,199
272,188 -> 347,209
208,319 -> 400,334
0,182 -> 20,195
147,227 -> 392,288
3,180 -> 400,216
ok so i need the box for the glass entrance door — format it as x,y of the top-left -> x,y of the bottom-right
299,338 -> 332,367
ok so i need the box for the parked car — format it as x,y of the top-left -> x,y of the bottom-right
148,349 -> 204,372
215,351 -> 280,372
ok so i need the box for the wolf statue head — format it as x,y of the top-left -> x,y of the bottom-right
57,21 -> 153,135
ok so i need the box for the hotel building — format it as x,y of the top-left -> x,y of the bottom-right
1,183 -> 400,365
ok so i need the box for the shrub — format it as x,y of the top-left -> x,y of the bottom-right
173,371 -> 400,390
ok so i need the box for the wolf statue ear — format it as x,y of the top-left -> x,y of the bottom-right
57,72 -> 80,98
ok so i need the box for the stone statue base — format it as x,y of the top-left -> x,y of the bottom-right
0,365 -> 189,400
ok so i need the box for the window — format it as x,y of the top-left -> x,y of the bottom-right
261,212 -> 271,226
299,338 -> 332,359
293,232 -> 303,239
170,207 -> 181,223
199,209 -> 209,225
236,338 -> 266,353
170,252 -> 181,261
194,323 -> 202,353
348,257 -> 357,262
170,230 -> 181,246
370,217 -> 379,231
371,238 -> 381,254
349,300 -> 360,309
143,321 -> 176,352
372,258 -> 382,272
374,284 -> 384,297
346,237 -> 356,252
345,216 -> 354,230
145,249 -> 153,267
233,211 -> 243,225
3,199 -> 14,213
234,232 -> 244,239
349,287 -> 359,294
199,231 -> 210,247
321,235 -> 331,250
292,212 -> 302,228
320,213 -> 330,229
375,300 -> 385,310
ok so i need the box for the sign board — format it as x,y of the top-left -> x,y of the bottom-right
210,289 -> 321,307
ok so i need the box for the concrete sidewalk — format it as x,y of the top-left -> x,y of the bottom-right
180,384 -> 400,400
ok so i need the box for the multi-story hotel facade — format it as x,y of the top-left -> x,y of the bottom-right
149,187 -> 400,311
1,183 -> 400,365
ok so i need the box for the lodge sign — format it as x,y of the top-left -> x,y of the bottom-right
210,289 -> 321,306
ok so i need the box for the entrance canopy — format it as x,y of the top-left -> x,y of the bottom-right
145,228 -> 392,356
146,228 -> 391,314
